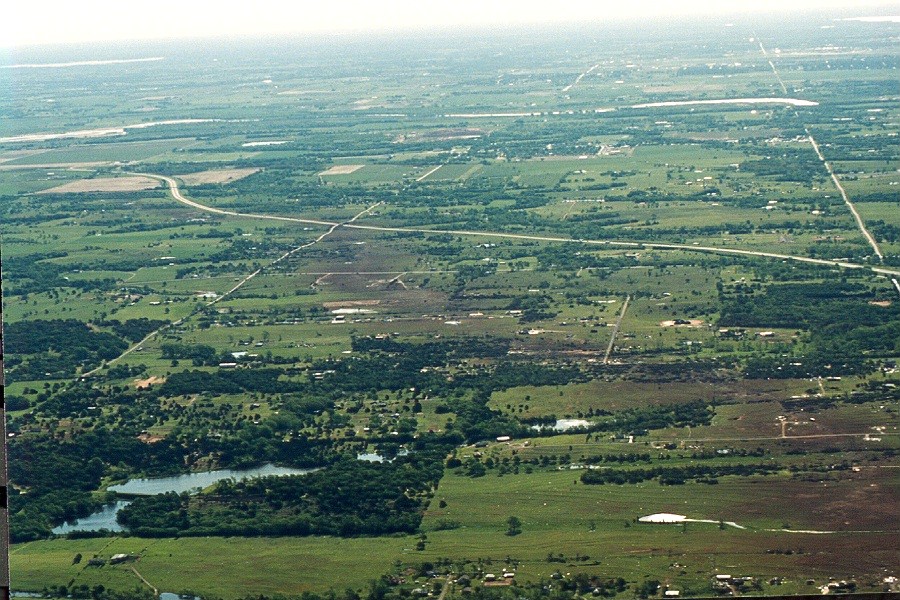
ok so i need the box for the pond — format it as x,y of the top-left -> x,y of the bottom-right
52,500 -> 131,534
108,464 -> 315,496
53,464 -> 314,534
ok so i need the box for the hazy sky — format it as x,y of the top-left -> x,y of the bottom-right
4,0 -> 897,47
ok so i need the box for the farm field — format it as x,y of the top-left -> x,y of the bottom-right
1,8 -> 898,600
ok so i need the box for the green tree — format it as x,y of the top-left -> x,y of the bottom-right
506,515 -> 522,536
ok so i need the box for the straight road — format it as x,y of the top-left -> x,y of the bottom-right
603,295 -> 631,364
756,37 -> 885,263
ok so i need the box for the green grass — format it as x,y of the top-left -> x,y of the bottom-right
3,139 -> 197,165
12,536 -> 412,596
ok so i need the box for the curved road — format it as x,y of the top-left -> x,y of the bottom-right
84,170 -> 898,378
82,173 -> 380,378
141,171 -> 900,279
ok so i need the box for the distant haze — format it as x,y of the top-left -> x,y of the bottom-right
5,0 -> 898,47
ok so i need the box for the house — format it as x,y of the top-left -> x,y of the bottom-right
664,591 -> 680,597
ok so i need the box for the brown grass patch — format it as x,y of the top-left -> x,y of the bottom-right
319,165 -> 364,176
37,176 -> 161,194
179,168 -> 260,185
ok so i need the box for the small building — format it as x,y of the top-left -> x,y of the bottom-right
496,436 -> 511,442
664,591 -> 680,598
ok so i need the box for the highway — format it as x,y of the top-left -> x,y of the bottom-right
82,174 -> 380,378
87,172 -> 899,380
140,171 -> 900,279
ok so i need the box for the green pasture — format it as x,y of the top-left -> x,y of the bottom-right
11,536 -> 412,597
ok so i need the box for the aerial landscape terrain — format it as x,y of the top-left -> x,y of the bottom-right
1,8 -> 898,599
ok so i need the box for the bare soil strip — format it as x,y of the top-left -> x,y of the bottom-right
319,164 -> 364,176
416,165 -> 443,182
37,176 -> 161,194
178,168 -> 260,185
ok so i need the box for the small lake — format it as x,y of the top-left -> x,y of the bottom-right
52,500 -> 131,534
108,464 -> 314,496
531,419 -> 592,432
54,464 -> 313,534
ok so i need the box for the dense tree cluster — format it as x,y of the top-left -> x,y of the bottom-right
4,319 -> 128,381
117,440 -> 452,537
580,463 -> 780,485
719,281 -> 900,378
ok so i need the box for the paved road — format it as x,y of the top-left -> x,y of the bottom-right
347,223 -> 900,277
138,171 -> 900,280
82,175 -> 380,378
806,130 -> 884,261
756,37 -> 885,263
140,172 -> 338,227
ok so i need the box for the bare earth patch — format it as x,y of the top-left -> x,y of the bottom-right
134,376 -> 166,389
319,165 -> 364,176
179,168 -> 260,185
869,300 -> 892,307
660,319 -> 705,327
37,176 -> 161,194
0,149 -> 46,164
323,300 -> 381,309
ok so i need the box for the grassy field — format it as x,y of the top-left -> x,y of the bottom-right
2,13 -> 899,600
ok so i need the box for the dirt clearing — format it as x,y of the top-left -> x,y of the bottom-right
179,168 -> 260,185
319,165 -> 364,175
37,176 -> 161,194
0,149 -> 46,164
660,319 -> 705,327
323,300 -> 381,309
134,376 -> 166,389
